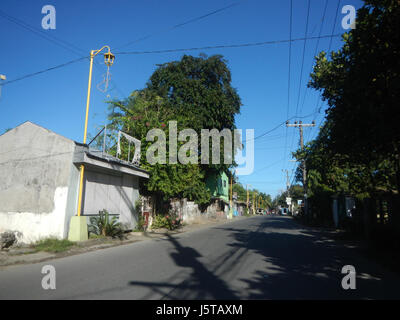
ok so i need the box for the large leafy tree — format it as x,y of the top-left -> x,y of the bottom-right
107,54 -> 242,209
147,54 -> 241,132
308,0 -> 400,193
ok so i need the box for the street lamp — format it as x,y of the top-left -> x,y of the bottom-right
68,46 -> 115,242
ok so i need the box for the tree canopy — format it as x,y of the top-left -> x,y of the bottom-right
106,54 -> 242,208
308,0 -> 400,194
290,0 -> 399,222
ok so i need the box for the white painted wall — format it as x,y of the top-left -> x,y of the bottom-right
0,187 -> 69,243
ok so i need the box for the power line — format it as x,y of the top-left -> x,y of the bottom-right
243,111 -> 317,143
1,34 -> 341,87
288,0 -> 342,192
115,1 -> 245,50
1,56 -> 88,86
251,158 -> 286,175
0,9 -> 127,98
294,0 -> 311,119
298,0 -> 329,118
287,0 -> 312,174
307,0 -> 342,143
286,0 -> 327,191
0,9 -> 84,57
115,34 -> 340,55
282,0 -> 293,183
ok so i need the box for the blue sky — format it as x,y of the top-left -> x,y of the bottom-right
0,0 -> 363,198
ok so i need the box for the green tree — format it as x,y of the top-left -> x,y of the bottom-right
308,0 -> 400,194
107,54 -> 242,209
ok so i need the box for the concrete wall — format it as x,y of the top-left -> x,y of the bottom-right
82,168 -> 139,230
169,198 -> 202,222
169,198 -> 230,223
0,122 -> 76,243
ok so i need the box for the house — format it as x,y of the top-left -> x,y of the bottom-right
205,170 -> 230,216
234,201 -> 248,216
0,121 -> 149,243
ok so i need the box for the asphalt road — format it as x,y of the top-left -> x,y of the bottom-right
1,215 -> 400,299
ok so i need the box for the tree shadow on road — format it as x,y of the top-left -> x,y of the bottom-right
128,216 -> 400,299
215,217 -> 400,299
128,234 -> 238,299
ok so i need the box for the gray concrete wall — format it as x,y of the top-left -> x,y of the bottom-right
169,198 -> 204,222
0,122 -> 76,243
82,169 -> 139,230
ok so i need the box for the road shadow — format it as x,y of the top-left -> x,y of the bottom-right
128,233 -> 238,299
215,217 -> 400,299
128,216 -> 400,299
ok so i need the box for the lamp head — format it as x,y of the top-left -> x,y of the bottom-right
104,52 -> 115,66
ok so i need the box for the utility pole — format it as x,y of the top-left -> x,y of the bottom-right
253,192 -> 256,215
286,120 -> 315,218
229,172 -> 233,219
283,169 -> 290,192
246,184 -> 252,215
283,168 -> 291,213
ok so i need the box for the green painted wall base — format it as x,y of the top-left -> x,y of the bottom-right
68,216 -> 88,242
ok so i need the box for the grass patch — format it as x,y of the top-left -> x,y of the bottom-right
31,238 -> 76,253
89,234 -> 108,239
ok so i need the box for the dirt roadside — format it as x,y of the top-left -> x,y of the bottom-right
0,215 -> 250,268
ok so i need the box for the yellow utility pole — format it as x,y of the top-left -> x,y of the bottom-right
253,192 -> 256,214
68,46 -> 115,242
229,173 -> 233,219
77,46 -> 115,216
246,185 -> 249,213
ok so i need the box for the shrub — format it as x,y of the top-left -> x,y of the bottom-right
134,214 -> 146,232
88,209 -> 125,239
151,214 -> 169,229
151,214 -> 182,230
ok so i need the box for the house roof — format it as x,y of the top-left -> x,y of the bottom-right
3,121 -> 149,178
1,120 -> 75,142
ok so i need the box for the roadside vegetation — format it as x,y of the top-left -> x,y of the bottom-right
31,238 -> 76,253
151,214 -> 183,231
105,54 -> 242,213
88,209 -> 125,239
275,1 -> 400,252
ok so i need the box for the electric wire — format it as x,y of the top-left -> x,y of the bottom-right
287,0 -> 312,169
0,9 -> 127,97
1,34 -> 342,87
282,0 -> 293,184
307,0 -> 342,143
288,0 -> 342,189
115,1 -> 245,50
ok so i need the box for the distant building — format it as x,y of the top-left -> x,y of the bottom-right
0,121 -> 149,243
205,170 -> 230,216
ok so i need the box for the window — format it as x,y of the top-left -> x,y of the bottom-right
223,180 -> 226,188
